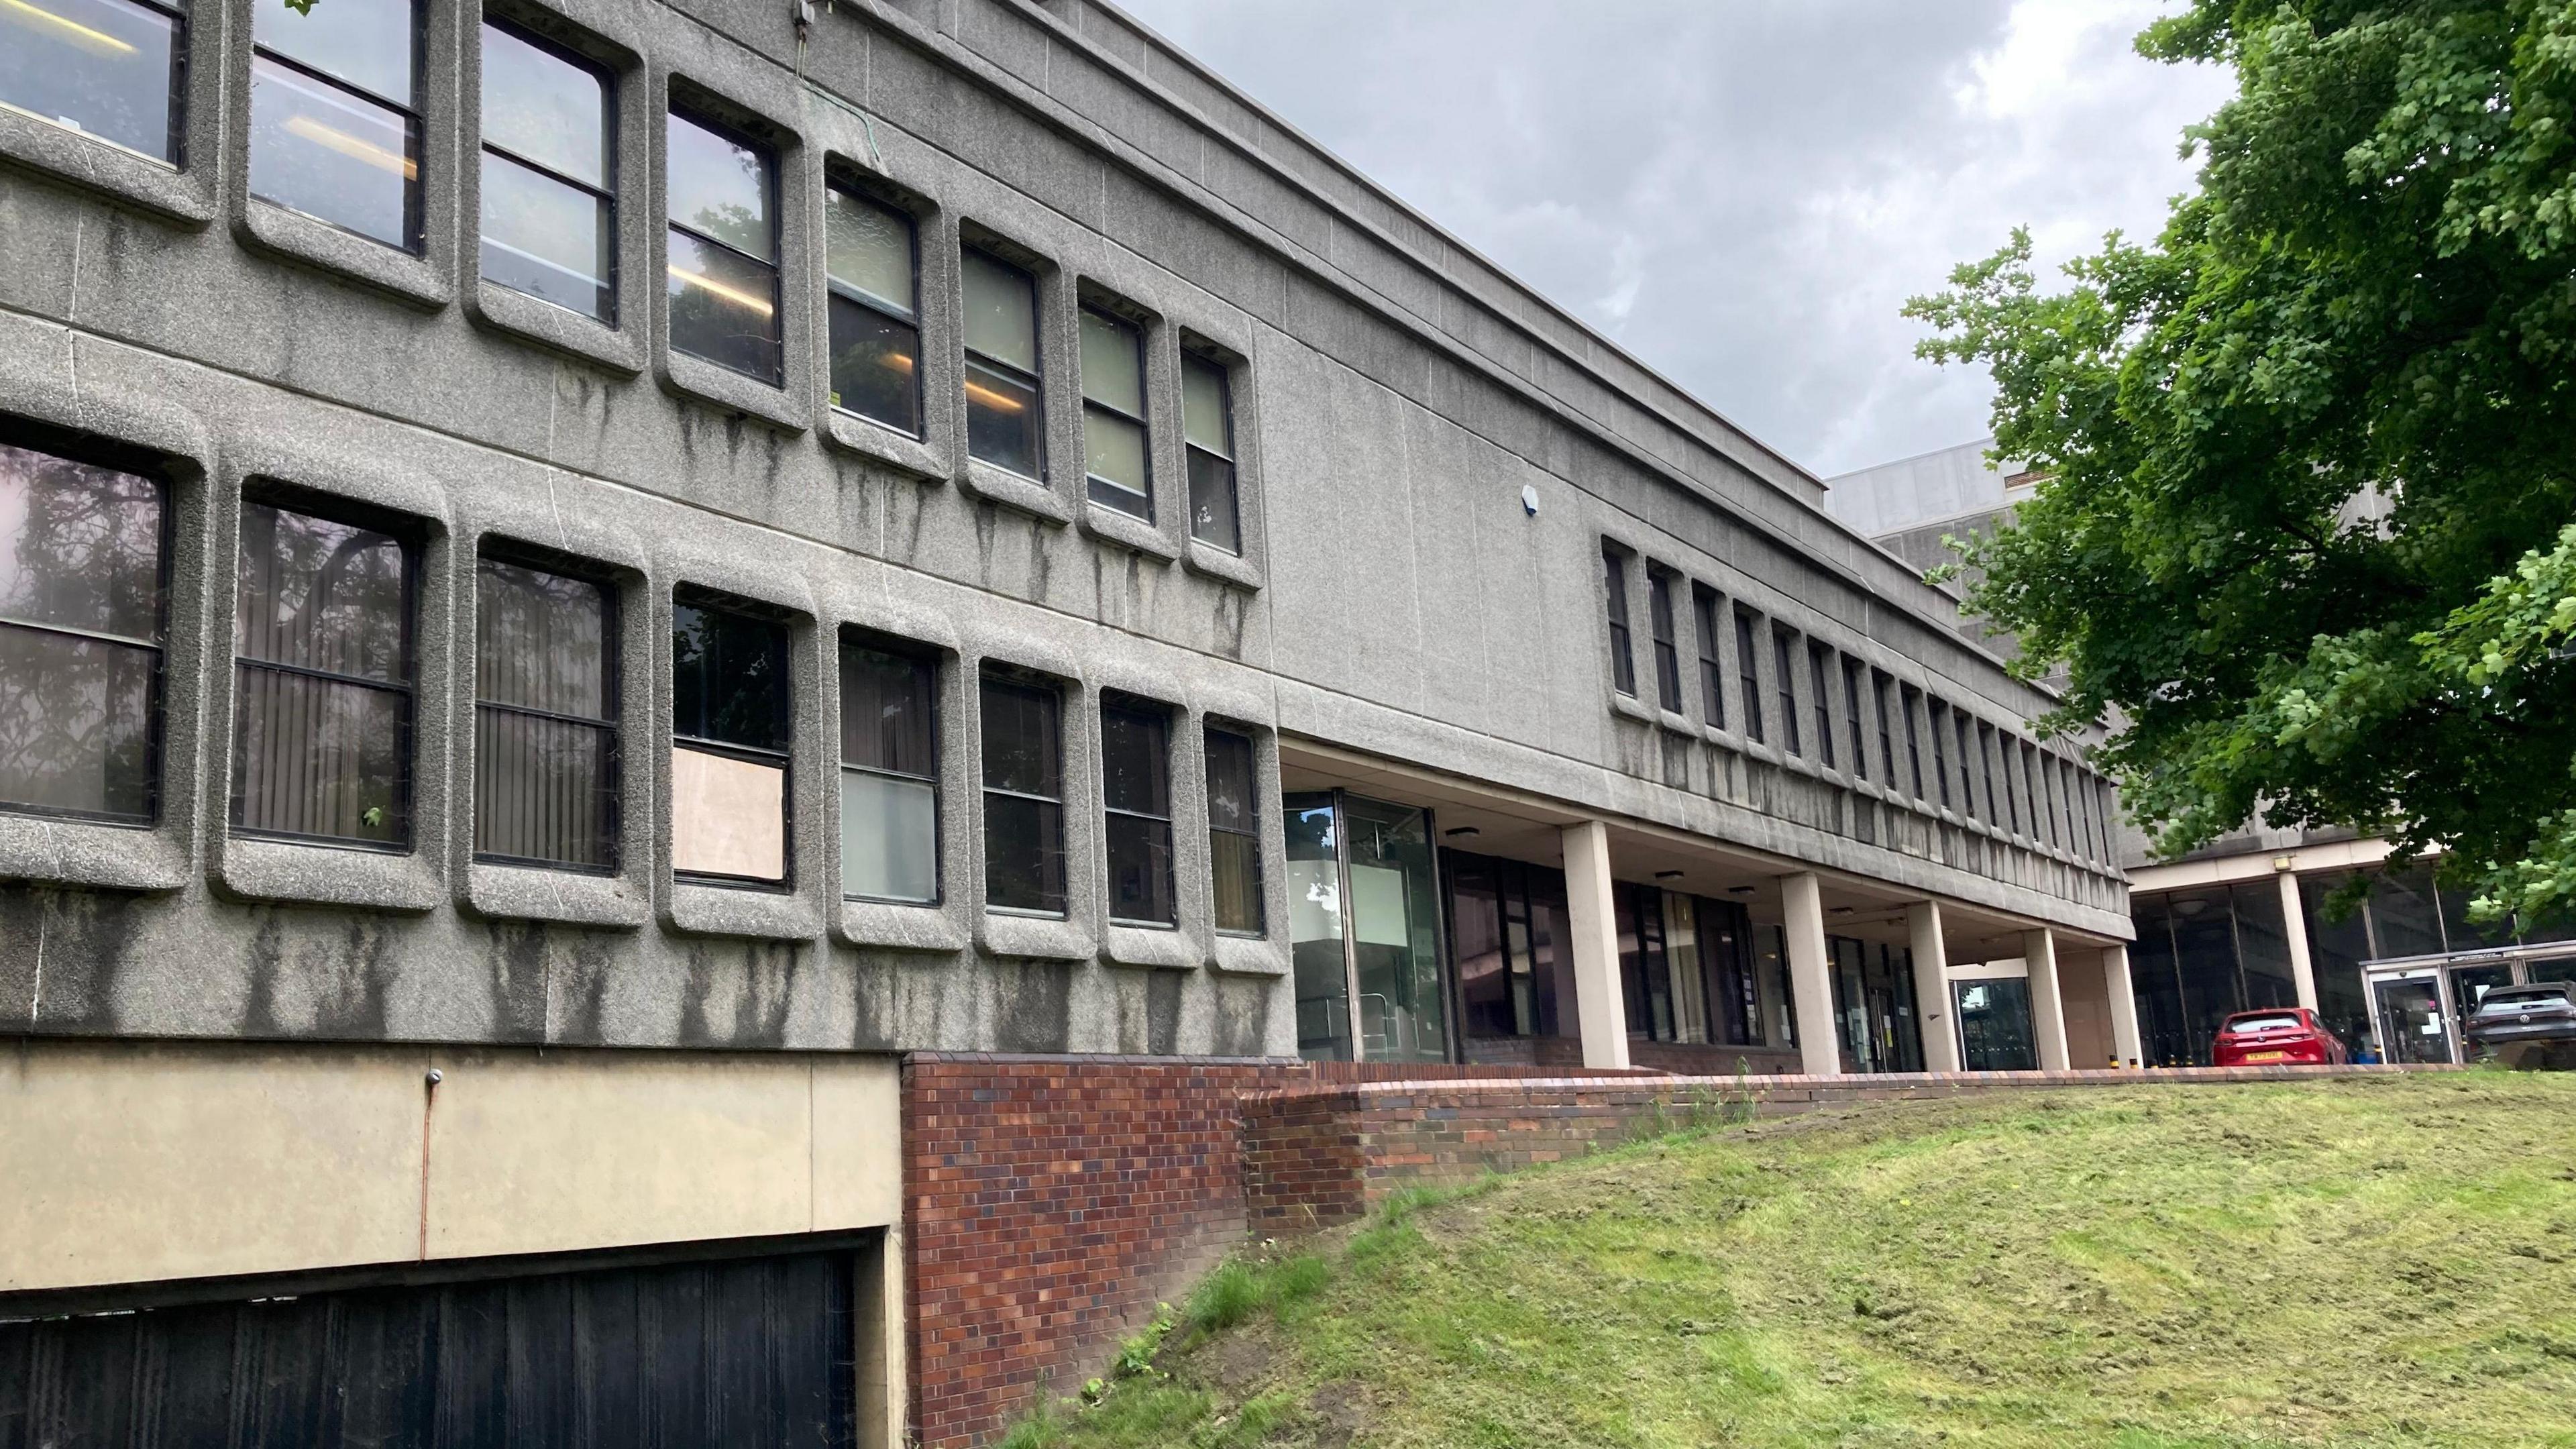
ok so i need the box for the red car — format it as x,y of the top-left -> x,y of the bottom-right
2212,1008 -> 2351,1067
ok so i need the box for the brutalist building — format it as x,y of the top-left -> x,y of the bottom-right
0,0 -> 2130,1441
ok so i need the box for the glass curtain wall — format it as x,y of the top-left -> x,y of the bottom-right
1954,978 -> 2036,1071
1827,937 -> 1923,1074
1283,792 -> 1449,1063
1444,848 -> 1572,1042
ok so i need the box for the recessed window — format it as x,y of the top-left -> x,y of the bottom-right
0,441 -> 165,822
962,248 -> 1043,478
665,109 -> 779,383
1901,684 -> 1927,799
1601,547 -> 1634,697
231,501 -> 412,848
478,21 -> 612,321
1771,625 -> 1801,757
1872,669 -> 1898,784
1205,726 -> 1262,936
1808,644 -> 1835,770
839,639 -> 936,904
1954,710 -> 1979,822
474,557 -> 616,870
1182,352 -> 1240,553
824,186 -> 920,435
0,0 -> 185,163
1079,308 -> 1151,520
1690,586 -> 1723,730
1732,607 -> 1762,745
250,0 -> 421,251
979,672 -> 1064,916
671,596 -> 789,885
1646,570 -> 1682,713
1927,698 -> 1952,809
1099,696 -> 1174,927
1841,657 -> 1867,782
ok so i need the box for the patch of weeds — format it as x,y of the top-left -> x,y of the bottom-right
1187,1250 -> 1331,1334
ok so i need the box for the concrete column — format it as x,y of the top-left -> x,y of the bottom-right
2277,869 -> 2320,1010
2102,943 -> 2143,1067
2023,927 -> 2072,1071
1781,872 -> 1842,1077
1907,902 -> 1962,1073
1560,820 -> 1631,1070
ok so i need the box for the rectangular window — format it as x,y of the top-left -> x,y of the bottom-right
1733,607 -> 1763,744
474,557 -> 616,869
0,0 -> 185,163
1841,658 -> 1867,781
839,639 -> 936,904
250,0 -> 422,251
1873,669 -> 1898,784
824,186 -> 921,436
1079,308 -> 1151,519
0,440 -> 166,822
1927,700 -> 1951,809
1647,570 -> 1682,713
963,248 -> 1044,478
2024,745 -> 2050,848
1691,586 -> 1723,729
231,501 -> 412,847
665,108 -> 780,383
1206,727 -> 1262,935
1601,548 -> 1635,696
1900,684 -> 1925,800
1100,696 -> 1174,926
1954,710 -> 1978,822
980,673 -> 1065,915
479,21 -> 612,321
1808,645 -> 1835,769
1999,731 -> 2022,835
670,596 -> 789,885
1771,625 -> 1801,757
1182,352 -> 1240,553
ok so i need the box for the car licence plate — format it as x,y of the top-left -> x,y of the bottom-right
2245,1050 -> 2290,1063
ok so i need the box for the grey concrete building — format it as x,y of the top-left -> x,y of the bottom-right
1,0 -> 2128,1436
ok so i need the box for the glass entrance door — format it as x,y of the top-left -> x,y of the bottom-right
2372,973 -> 2454,1065
1281,790 -> 1452,1063
1955,978 -> 2036,1071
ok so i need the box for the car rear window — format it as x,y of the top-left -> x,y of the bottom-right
2225,1014 -> 2305,1034
2481,989 -> 2571,1009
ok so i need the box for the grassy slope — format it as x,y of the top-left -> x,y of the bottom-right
1010,1073 -> 2576,1449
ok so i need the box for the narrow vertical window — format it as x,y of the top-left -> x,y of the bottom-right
1872,669 -> 1898,783
2000,733 -> 2023,835
824,186 -> 921,435
1601,548 -> 1635,696
1691,586 -> 1723,729
1979,722 -> 2002,826
2023,745 -> 2048,847
231,502 -> 412,847
479,22 -> 612,321
0,0 -> 185,162
1927,700 -> 1951,808
1771,625 -> 1801,757
839,640 -> 937,904
963,248 -> 1044,477
670,597 -> 790,885
1808,645 -> 1835,769
474,558 -> 616,869
1079,308 -> 1151,519
1954,710 -> 1978,821
665,109 -> 780,382
1182,352 -> 1240,553
1841,658 -> 1867,781
1647,570 -> 1682,712
1900,684 -> 1925,800
980,672 -> 1065,914
1733,607 -> 1764,744
1100,696 -> 1174,926
250,0 -> 423,250
1205,727 -> 1263,934
0,441 -> 165,822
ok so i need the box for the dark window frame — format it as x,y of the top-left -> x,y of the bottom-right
1646,567 -> 1682,713
837,629 -> 941,906
1808,643 -> 1835,770
1900,682 -> 1925,800
1691,584 -> 1723,729
664,104 -> 782,384
1771,625 -> 1801,757
1927,698 -> 1951,810
4,0 -> 191,165
1841,657 -> 1867,782
1601,546 -> 1635,697
477,17 -> 616,321
1733,606 -> 1764,745
1180,345 -> 1242,554
1099,691 -> 1177,928
1953,708 -> 1978,823
978,667 -> 1067,918
961,244 -> 1046,480
669,588 -> 794,890
470,545 -> 622,874
1205,724 -> 1264,937
1079,303 -> 1154,520
822,179 -> 924,437
250,1 -> 427,253
1873,668 -> 1898,784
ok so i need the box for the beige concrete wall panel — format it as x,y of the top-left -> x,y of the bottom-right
810,1055 -> 905,1230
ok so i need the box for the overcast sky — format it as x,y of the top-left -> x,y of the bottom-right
1113,0 -> 2234,478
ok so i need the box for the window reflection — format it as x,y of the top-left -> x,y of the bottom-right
0,0 -> 184,163
962,249 -> 1043,477
825,188 -> 920,435
1181,354 -> 1238,553
1099,696 -> 1173,926
840,640 -> 938,904
979,672 -> 1064,915
1080,309 -> 1150,519
666,110 -> 779,382
475,558 -> 616,870
671,595 -> 790,885
249,0 -> 420,251
479,22 -> 612,321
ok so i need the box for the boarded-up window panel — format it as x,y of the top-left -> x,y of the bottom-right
672,745 -> 784,881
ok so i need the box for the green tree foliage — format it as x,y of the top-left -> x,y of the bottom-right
1908,0 -> 2576,924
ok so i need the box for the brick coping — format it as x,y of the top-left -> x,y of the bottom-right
1238,1061 -> 2459,1104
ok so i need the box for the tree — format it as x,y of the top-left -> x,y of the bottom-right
1907,0 -> 2576,926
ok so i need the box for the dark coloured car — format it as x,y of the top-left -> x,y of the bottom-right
2212,1008 -> 2351,1067
2465,981 -> 2576,1068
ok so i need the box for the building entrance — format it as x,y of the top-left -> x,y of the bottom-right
2371,971 -> 2453,1064
1283,791 -> 1452,1063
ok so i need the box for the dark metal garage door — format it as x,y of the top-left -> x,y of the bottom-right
0,1241 -> 861,1448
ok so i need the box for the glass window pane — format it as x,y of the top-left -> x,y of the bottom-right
481,150 -> 611,321
1181,355 -> 1230,456
827,297 -> 921,435
1079,311 -> 1143,416
0,443 -> 164,642
0,0 -> 181,162
1186,450 -> 1240,555
476,559 -> 606,718
1106,811 -> 1174,925
1099,704 -> 1168,818
0,627 -> 155,818
2231,879 -> 2299,1008
841,767 -> 935,903
474,710 -> 611,867
671,602 -> 788,753
961,250 -> 1037,372
824,189 -> 913,314
965,357 -> 1042,477
978,677 -> 1059,800
982,792 -> 1064,914
665,111 -> 771,260
235,503 -> 406,682
2371,864 -> 2446,958
1083,409 -> 1148,506
250,54 -> 417,251
839,645 -> 933,777
480,23 -> 604,189
1204,729 -> 1255,832
670,744 -> 782,881
231,667 -> 407,845
666,229 -> 780,382
1211,827 -> 1262,935
255,0 -> 415,104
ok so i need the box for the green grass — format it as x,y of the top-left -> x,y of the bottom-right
1010,1072 -> 2576,1448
